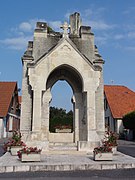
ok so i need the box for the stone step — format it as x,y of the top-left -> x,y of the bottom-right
49,142 -> 77,151
49,142 -> 76,146
42,150 -> 87,155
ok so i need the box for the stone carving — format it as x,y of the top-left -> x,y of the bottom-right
61,45 -> 71,51
60,21 -> 70,37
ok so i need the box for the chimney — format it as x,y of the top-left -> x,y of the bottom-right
34,22 -> 47,38
70,12 -> 81,36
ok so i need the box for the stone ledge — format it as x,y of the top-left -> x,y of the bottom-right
0,162 -> 135,173
0,152 -> 135,173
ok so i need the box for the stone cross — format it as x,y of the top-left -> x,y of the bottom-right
60,22 -> 70,37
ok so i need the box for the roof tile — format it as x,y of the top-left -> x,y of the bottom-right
104,85 -> 135,119
0,82 -> 17,117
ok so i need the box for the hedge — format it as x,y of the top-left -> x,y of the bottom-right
122,111 -> 135,130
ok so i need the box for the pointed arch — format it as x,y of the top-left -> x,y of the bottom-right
46,64 -> 84,93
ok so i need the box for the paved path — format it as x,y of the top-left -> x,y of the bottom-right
118,140 -> 135,157
0,151 -> 135,173
0,139 -> 135,173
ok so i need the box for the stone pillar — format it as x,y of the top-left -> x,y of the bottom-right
41,90 -> 52,139
87,92 -> 100,142
70,12 -> 81,36
72,95 -> 78,143
20,57 -> 33,135
95,71 -> 105,139
74,93 -> 83,143
72,96 -> 75,142
32,89 -> 42,132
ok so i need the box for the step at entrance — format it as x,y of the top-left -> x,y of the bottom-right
42,142 -> 87,155
49,142 -> 77,151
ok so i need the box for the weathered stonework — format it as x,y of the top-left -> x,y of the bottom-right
21,12 -> 105,152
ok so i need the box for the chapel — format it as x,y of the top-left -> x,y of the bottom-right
21,12 -> 105,152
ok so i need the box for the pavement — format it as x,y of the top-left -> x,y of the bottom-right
0,150 -> 135,173
0,139 -> 135,173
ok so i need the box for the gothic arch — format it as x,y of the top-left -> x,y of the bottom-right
45,64 -> 87,143
46,64 -> 84,93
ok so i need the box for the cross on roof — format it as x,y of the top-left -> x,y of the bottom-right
60,21 -> 70,37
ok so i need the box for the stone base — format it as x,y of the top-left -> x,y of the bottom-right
77,141 -> 100,152
55,129 -> 72,133
21,153 -> 41,162
10,146 -> 23,156
49,133 -> 74,143
93,152 -> 113,161
111,146 -> 117,154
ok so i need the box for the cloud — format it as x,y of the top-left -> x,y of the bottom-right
49,21 -> 62,31
11,18 -> 46,35
125,46 -> 135,51
91,20 -> 115,30
0,18 -> 62,50
128,32 -> 135,38
123,7 -> 135,15
114,34 -> 124,40
64,8 -> 114,31
0,36 -> 32,50
95,35 -> 108,45
19,22 -> 33,32
18,19 -> 62,33
65,12 -> 71,20
79,8 -> 116,31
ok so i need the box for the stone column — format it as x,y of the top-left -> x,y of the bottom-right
20,57 -> 33,135
87,92 -> 100,142
72,94 -> 79,143
95,71 -> 105,139
32,89 -> 42,132
71,96 -> 75,142
41,90 -> 52,139
74,93 -> 82,143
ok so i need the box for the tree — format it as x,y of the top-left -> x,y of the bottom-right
49,106 -> 73,132
122,111 -> 135,130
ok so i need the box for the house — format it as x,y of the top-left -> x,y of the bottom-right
104,85 -> 135,139
0,82 -> 20,138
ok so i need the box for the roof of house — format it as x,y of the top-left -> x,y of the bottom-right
104,85 -> 135,119
0,82 -> 17,118
18,96 -> 22,104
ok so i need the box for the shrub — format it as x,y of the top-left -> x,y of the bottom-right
17,147 -> 42,159
122,111 -> 135,130
3,131 -> 25,152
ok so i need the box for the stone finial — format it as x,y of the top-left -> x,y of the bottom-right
60,22 -> 70,37
70,12 -> 81,36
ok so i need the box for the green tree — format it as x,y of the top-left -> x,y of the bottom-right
49,106 -> 73,132
122,111 -> 135,130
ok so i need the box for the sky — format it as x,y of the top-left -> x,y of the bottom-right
0,0 -> 135,111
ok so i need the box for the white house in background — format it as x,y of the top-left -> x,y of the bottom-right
104,85 -> 135,137
0,82 -> 20,138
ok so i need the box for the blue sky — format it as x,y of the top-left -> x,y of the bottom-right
0,0 -> 135,111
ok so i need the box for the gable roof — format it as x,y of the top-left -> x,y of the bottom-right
0,82 -> 17,118
27,37 -> 94,69
104,85 -> 135,119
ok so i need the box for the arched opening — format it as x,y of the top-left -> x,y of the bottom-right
49,80 -> 73,133
45,65 -> 86,143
